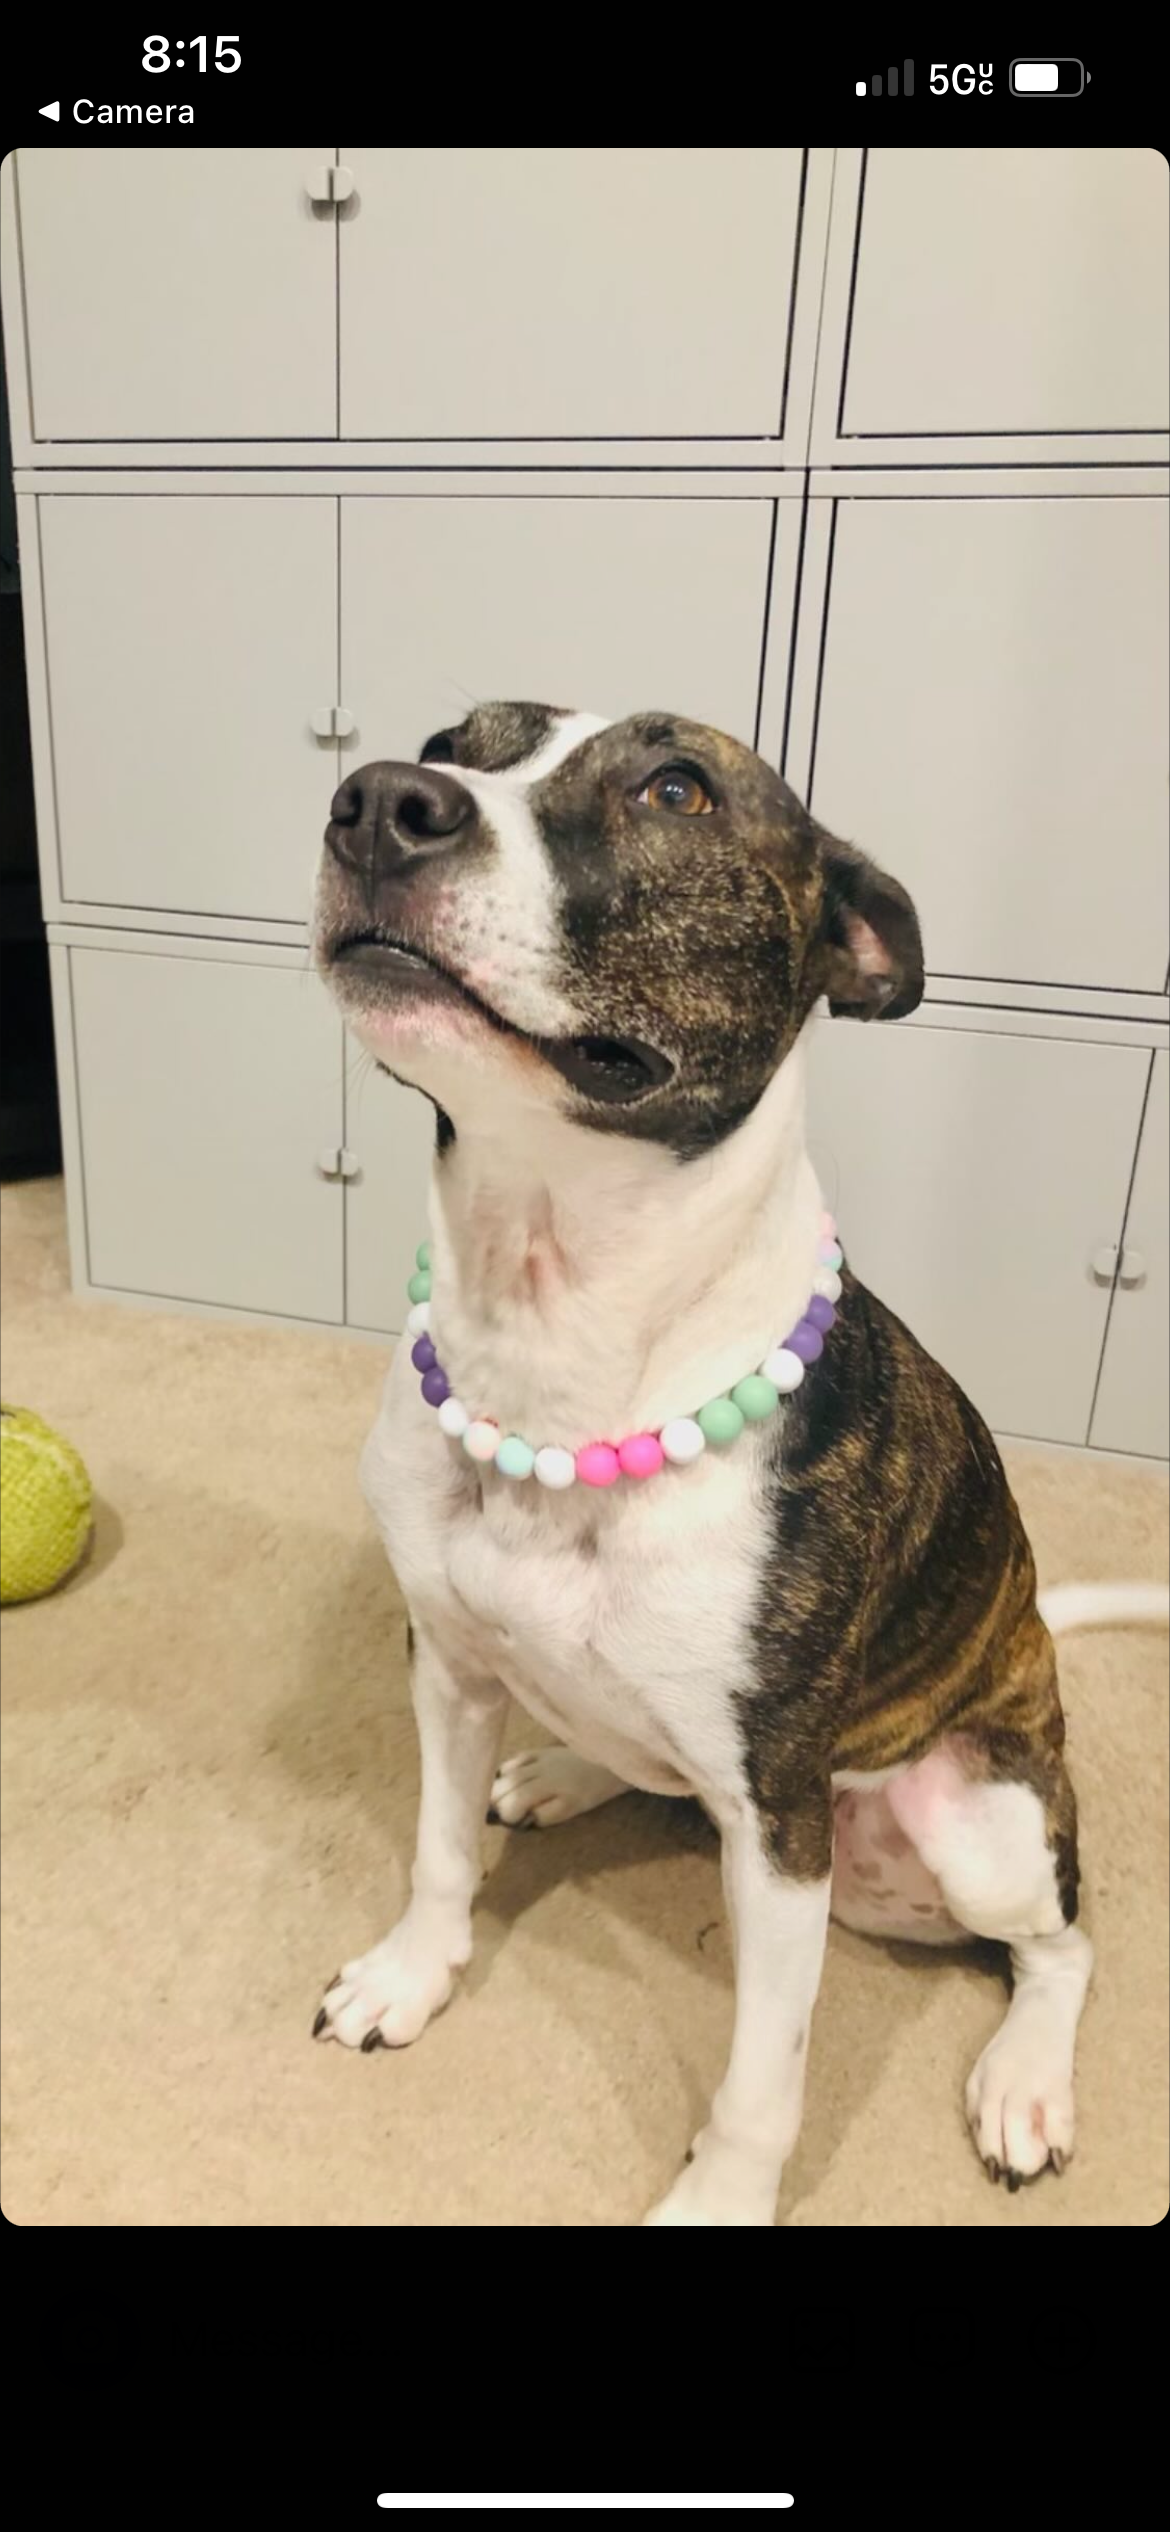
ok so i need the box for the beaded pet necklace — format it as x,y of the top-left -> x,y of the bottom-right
402,1214 -> 843,1492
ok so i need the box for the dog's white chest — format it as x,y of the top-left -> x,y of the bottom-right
361,1359 -> 770,1803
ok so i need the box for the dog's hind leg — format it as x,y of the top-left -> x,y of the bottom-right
887,1738 -> 1092,2188
488,1745 -> 630,1828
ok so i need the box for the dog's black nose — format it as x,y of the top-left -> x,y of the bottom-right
326,760 -> 474,880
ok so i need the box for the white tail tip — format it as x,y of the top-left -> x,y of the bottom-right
1039,1581 -> 1170,1636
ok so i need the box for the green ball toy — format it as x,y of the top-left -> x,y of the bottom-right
0,1405 -> 94,1604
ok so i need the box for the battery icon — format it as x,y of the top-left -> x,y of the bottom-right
1010,58 -> 1086,94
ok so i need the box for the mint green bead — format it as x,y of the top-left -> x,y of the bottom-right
697,1395 -> 745,1446
496,1435 -> 535,1480
406,1268 -> 431,1304
731,1374 -> 779,1422
416,1240 -> 432,1271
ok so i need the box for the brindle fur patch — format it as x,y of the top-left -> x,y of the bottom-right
740,1266 -> 1079,1919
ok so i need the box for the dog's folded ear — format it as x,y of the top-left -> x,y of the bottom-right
816,828 -> 924,1021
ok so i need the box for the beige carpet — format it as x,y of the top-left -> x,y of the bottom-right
2,1176 -> 1167,2227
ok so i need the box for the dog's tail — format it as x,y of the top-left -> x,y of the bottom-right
1039,1581 -> 1170,1636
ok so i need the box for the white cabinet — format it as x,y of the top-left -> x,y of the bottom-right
344,1048 -> 437,1335
68,948 -> 344,1321
41,497 -> 337,921
810,496 -> 1169,992
806,1017 -> 1151,1446
341,495 -> 776,755
1091,1053 -> 1169,1459
339,149 -> 802,439
843,149 -> 1169,436
17,150 -> 336,440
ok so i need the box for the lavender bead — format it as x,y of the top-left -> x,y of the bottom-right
786,1319 -> 825,1364
421,1365 -> 450,1406
411,1335 -> 437,1372
806,1295 -> 837,1334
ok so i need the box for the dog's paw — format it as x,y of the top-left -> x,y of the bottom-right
488,1746 -> 625,1828
312,1916 -> 462,2051
965,2027 -> 1076,2188
642,2151 -> 777,2228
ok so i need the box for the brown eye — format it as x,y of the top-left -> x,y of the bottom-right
638,766 -> 714,816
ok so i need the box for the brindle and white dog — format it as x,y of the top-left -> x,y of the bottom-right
311,702 -> 1167,2226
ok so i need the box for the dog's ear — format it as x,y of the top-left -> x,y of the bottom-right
816,828 -> 924,1021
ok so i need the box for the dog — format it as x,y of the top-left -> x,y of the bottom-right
311,701 -> 1168,2225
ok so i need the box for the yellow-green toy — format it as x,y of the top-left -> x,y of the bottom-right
0,1405 -> 94,1604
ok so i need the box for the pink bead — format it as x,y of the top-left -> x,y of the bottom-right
618,1431 -> 665,1479
820,1210 -> 836,1239
576,1441 -> 621,1488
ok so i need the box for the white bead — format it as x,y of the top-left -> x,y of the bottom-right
437,1396 -> 469,1439
812,1268 -> 842,1304
761,1346 -> 805,1393
463,1419 -> 500,1462
660,1416 -> 706,1465
534,1445 -> 576,1490
405,1301 -> 431,1337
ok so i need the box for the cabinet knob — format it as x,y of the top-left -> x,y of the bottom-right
1118,1248 -> 1147,1289
310,706 -> 356,741
317,1147 -> 360,1181
1090,1244 -> 1119,1286
305,166 -> 356,208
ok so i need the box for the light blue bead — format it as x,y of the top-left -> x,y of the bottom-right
416,1240 -> 432,1270
406,1269 -> 431,1304
496,1435 -> 535,1480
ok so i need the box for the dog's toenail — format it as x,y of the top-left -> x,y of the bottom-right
1006,2169 -> 1022,2193
1050,2148 -> 1066,2177
987,2159 -> 1001,2183
361,2029 -> 386,2052
324,1973 -> 342,1994
485,1807 -> 501,1825
312,2007 -> 328,2037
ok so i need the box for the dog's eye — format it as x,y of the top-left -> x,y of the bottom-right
637,766 -> 714,817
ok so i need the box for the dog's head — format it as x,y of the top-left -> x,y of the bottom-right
314,704 -> 923,1156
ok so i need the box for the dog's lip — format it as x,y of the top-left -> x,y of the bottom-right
327,929 -> 675,1104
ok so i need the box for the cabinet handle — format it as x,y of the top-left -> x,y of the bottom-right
310,706 -> 356,741
317,1147 -> 360,1181
1090,1244 -> 1119,1286
1118,1248 -> 1147,1289
305,166 -> 356,208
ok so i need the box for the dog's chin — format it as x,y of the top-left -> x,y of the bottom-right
327,933 -> 675,1108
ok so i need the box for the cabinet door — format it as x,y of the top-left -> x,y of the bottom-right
344,1048 -> 437,1334
805,1018 -> 1150,1445
42,497 -> 337,922
18,148 -> 336,440
810,497 -> 1169,993
70,949 -> 344,1321
844,149 -> 1169,435
342,496 -> 774,755
1091,1052 -> 1169,1458
340,149 -> 801,438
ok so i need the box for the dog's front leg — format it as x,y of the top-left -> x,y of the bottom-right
315,1623 -> 507,2051
644,1794 -> 831,2226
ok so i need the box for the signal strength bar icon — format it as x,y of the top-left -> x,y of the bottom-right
855,61 -> 915,94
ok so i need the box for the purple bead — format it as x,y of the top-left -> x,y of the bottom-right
420,1366 -> 450,1407
806,1295 -> 837,1334
411,1335 -> 436,1372
786,1319 -> 825,1364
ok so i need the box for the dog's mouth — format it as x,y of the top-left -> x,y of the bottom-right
329,932 -> 675,1105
